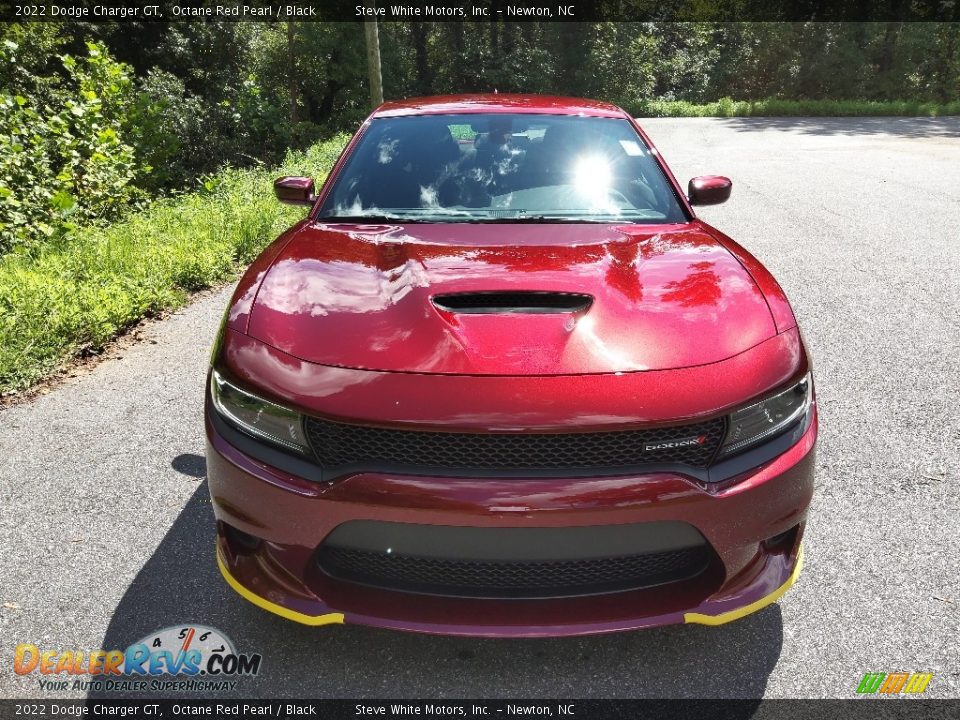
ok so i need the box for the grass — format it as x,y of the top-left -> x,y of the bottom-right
629,97 -> 960,118
0,134 -> 349,395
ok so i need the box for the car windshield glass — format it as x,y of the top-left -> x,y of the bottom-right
317,113 -> 688,224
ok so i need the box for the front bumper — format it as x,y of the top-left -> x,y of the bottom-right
205,406 -> 816,637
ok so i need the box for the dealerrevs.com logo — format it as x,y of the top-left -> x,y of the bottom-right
14,625 -> 262,693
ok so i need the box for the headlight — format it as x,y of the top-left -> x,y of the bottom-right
718,373 -> 812,457
210,369 -> 311,455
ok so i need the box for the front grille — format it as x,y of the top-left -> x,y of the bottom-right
303,416 -> 726,478
317,545 -> 711,599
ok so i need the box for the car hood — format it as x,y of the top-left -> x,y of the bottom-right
245,221 -> 777,375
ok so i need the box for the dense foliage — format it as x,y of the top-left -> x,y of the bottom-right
0,32 -> 146,251
2,20 -> 958,252
377,22 -> 960,105
0,134 -> 348,394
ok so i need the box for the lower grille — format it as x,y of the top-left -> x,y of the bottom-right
303,415 -> 726,479
317,545 -> 711,599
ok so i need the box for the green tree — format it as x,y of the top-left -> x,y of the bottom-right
0,39 -> 146,251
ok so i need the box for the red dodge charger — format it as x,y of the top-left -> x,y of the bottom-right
205,95 -> 816,636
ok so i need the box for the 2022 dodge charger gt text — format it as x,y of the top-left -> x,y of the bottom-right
205,95 -> 816,637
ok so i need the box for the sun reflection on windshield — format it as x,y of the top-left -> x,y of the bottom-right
573,155 -> 622,214
318,113 -> 688,224
573,155 -> 612,194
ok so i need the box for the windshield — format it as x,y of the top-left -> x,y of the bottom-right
318,113 -> 688,224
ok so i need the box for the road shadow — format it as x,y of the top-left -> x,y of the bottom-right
92,481 -> 782,701
171,453 -> 206,478
717,116 -> 960,139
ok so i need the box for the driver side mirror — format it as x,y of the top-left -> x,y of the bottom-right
688,176 -> 732,206
274,176 -> 316,206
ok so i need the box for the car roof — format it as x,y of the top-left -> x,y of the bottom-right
372,94 -> 628,119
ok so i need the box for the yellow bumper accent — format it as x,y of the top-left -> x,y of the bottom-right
216,547 -> 345,627
684,544 -> 804,626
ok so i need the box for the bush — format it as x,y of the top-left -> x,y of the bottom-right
0,40 -> 148,253
130,68 -> 293,192
0,134 -> 349,394
628,96 -> 960,118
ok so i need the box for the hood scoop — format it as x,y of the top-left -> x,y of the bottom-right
432,291 -> 593,315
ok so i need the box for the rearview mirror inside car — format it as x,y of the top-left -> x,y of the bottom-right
274,176 -> 316,206
688,175 -> 732,206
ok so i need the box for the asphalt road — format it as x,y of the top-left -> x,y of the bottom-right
1,118 -> 958,700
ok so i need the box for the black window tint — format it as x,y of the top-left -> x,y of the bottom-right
319,114 -> 687,224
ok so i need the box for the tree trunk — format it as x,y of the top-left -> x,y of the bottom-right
411,22 -> 432,95
450,23 -> 466,90
364,16 -> 384,107
316,78 -> 344,121
286,22 -> 299,124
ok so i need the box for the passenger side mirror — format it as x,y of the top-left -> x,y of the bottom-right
274,176 -> 316,206
688,176 -> 732,206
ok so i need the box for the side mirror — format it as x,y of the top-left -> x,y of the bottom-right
274,176 -> 316,206
688,175 -> 732,206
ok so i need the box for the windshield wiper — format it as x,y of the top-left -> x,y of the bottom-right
463,215 -> 612,224
317,214 -> 433,224
317,214 -> 644,225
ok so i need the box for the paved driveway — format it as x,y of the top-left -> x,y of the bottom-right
1,118 -> 958,699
